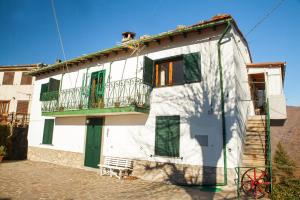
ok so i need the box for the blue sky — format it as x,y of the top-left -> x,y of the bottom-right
0,0 -> 299,106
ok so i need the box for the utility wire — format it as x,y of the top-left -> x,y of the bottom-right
246,0 -> 285,36
50,0 -> 73,84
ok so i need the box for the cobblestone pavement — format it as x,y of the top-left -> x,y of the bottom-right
0,160 -> 237,200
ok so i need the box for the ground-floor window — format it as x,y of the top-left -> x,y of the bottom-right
155,115 -> 180,157
42,119 -> 54,145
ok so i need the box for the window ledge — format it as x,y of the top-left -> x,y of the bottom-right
39,143 -> 54,146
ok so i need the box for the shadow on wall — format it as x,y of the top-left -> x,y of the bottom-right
123,42 -> 237,200
100,36 -> 239,199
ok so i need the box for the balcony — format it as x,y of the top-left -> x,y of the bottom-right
41,78 -> 152,116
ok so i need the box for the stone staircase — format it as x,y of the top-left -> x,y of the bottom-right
242,115 -> 266,166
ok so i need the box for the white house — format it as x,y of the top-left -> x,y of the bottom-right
0,64 -> 39,126
27,14 -> 286,186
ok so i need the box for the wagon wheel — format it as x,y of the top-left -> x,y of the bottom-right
241,168 -> 271,199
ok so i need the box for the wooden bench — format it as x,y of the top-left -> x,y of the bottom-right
98,156 -> 133,179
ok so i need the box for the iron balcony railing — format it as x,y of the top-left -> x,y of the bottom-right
41,78 -> 152,113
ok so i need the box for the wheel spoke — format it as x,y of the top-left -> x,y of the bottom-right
246,173 -> 254,181
258,170 -> 266,179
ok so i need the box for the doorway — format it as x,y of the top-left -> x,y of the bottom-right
84,117 -> 103,168
89,70 -> 106,108
248,73 -> 266,115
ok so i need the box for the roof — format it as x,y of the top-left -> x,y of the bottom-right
0,64 -> 41,72
28,14 -> 246,76
246,62 -> 286,68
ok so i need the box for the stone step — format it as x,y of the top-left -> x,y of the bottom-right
245,132 -> 266,137
245,141 -> 264,146
247,127 -> 266,132
248,115 -> 266,120
243,151 -> 265,157
247,124 -> 266,129
243,154 -> 265,160
247,120 -> 266,124
242,159 -> 266,166
245,138 -> 266,144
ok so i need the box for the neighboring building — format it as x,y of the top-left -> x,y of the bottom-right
0,64 -> 40,126
27,14 -> 287,187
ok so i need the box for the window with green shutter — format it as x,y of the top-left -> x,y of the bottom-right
143,56 -> 154,86
152,52 -> 201,88
42,119 -> 54,145
39,78 -> 60,101
155,115 -> 180,157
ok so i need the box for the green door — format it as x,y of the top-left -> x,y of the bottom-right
84,118 -> 103,168
89,70 -> 106,108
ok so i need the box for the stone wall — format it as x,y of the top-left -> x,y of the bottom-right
132,159 -> 236,185
28,146 -> 84,169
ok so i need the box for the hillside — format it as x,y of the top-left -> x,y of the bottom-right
271,106 -> 300,170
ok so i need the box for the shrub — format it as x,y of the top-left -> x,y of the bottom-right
272,142 -> 300,199
0,124 -> 10,146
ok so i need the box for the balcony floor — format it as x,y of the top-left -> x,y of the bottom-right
41,105 -> 149,117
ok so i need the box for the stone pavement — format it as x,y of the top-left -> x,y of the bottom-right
0,160 -> 237,200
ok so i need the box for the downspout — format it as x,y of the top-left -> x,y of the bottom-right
217,20 -> 232,186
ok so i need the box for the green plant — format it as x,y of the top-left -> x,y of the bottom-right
272,142 -> 299,199
0,145 -> 7,157
273,142 -> 296,178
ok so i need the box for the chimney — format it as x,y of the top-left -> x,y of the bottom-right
122,31 -> 136,43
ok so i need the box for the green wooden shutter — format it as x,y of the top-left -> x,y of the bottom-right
40,83 -> 49,101
155,116 -> 180,157
183,52 -> 201,83
48,78 -> 60,100
48,78 -> 60,91
42,119 -> 54,144
143,56 -> 154,86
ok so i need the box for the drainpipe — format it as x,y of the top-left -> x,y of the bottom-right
217,20 -> 232,186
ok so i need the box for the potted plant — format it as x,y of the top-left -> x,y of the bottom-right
59,106 -> 65,112
114,99 -> 121,107
0,145 -> 7,162
98,99 -> 105,108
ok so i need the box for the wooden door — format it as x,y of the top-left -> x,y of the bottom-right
84,118 -> 103,168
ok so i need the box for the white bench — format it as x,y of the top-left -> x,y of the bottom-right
98,156 -> 133,179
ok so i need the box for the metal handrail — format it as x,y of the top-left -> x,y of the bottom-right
41,77 -> 152,113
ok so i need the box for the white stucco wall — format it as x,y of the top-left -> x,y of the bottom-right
28,27 -> 253,169
0,71 -> 35,113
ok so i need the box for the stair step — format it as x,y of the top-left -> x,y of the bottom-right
247,120 -> 266,124
245,142 -> 264,146
247,127 -> 266,132
248,115 -> 266,120
243,150 -> 265,155
245,139 -> 266,144
242,160 -> 266,166
243,154 -> 265,159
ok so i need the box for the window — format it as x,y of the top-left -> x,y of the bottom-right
42,119 -> 54,145
143,52 -> 201,87
2,72 -> 15,85
155,115 -> 180,157
16,100 -> 29,114
20,72 -> 32,85
40,78 -> 60,101
155,58 -> 185,87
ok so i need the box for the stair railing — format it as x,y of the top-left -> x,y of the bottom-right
265,98 -> 272,193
